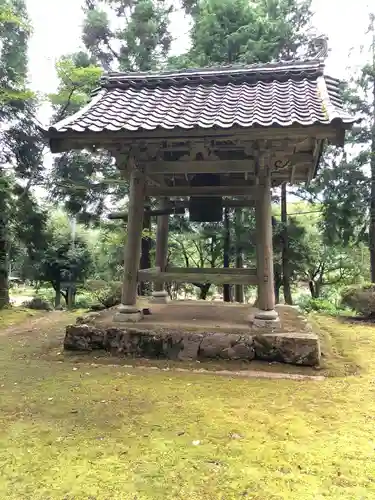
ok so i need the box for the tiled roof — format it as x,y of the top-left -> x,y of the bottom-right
47,60 -> 356,136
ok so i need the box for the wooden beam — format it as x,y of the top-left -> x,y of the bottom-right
145,154 -> 313,175
146,185 -> 260,198
49,125 -> 342,153
108,207 -> 185,220
138,267 -> 258,285
170,199 -> 256,209
166,267 -> 257,275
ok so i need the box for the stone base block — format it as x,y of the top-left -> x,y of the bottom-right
114,305 -> 143,323
254,332 -> 320,366
252,317 -> 281,329
250,309 -> 280,329
255,309 -> 279,320
151,291 -> 170,304
113,311 -> 143,323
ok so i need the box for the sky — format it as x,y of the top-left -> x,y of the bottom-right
26,0 -> 373,123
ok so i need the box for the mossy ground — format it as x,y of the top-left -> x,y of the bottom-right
0,309 -> 375,499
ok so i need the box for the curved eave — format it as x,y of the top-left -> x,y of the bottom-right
46,118 -> 358,154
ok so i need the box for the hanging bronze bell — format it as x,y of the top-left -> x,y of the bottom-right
188,174 -> 223,222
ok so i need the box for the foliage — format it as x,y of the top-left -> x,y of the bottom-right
170,0 -> 314,68
48,52 -> 126,221
0,0 -> 45,309
297,296 -> 340,315
33,214 -> 93,306
82,0 -> 173,72
85,279 -> 122,308
341,283 -> 375,317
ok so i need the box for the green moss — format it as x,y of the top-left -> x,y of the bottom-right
0,308 -> 39,329
1,312 -> 375,498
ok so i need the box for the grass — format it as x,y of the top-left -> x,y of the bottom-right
0,307 -> 42,329
1,312 -> 375,498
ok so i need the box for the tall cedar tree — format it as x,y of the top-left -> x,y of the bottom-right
0,0 -> 46,308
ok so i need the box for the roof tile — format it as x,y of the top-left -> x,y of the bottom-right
48,60 -> 356,136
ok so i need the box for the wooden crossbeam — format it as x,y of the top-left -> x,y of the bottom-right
145,154 -> 313,175
146,185 -> 259,198
138,267 -> 258,285
108,206 -> 185,220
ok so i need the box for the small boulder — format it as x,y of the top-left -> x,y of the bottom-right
64,324 -> 104,351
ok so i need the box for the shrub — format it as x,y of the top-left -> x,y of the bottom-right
341,284 -> 375,317
22,297 -> 53,311
85,280 -> 122,308
298,296 -> 338,315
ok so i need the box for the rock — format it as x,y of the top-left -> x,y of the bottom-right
227,340 -> 255,360
64,325 -> 104,351
174,333 -> 204,361
254,332 -> 320,366
199,333 -> 240,359
89,303 -> 106,312
103,328 -> 121,351
76,312 -> 101,325
22,297 -> 53,311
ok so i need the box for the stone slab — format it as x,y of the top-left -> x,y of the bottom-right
253,331 -> 320,366
64,324 -> 319,366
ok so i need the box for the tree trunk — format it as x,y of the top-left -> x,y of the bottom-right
274,269 -> 282,305
139,208 -> 151,296
223,206 -> 231,302
281,182 -> 293,304
308,280 -> 321,299
370,48 -> 375,282
54,282 -> 61,308
0,172 -> 10,309
193,283 -> 211,300
234,208 -> 244,303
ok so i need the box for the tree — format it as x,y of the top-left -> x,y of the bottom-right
36,213 -> 93,307
82,0 -> 173,71
0,0 -> 44,308
171,0 -> 314,68
364,13 -> 375,281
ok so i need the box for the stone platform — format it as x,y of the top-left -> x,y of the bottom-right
66,301 -> 320,367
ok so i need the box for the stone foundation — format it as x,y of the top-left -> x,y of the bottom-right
64,323 -> 320,366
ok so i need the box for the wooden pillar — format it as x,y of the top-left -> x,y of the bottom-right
115,167 -> 145,321
255,169 -> 278,321
152,198 -> 170,303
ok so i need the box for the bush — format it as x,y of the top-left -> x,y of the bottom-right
297,296 -> 339,315
341,284 -> 375,317
85,280 -> 122,308
22,297 -> 53,311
